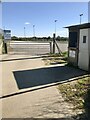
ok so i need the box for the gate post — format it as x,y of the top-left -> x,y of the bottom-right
50,41 -> 53,53
53,33 -> 55,54
4,41 -> 7,54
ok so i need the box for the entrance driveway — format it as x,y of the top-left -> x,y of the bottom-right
0,54 -> 87,118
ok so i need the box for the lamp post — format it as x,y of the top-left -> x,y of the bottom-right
33,25 -> 35,37
54,20 -> 57,36
24,22 -> 30,39
24,27 -> 26,38
80,14 -> 83,24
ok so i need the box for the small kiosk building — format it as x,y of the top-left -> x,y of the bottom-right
65,23 -> 90,71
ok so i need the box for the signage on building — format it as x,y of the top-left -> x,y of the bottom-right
69,50 -> 75,58
4,30 -> 11,41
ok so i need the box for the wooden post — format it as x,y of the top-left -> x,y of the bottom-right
53,33 -> 55,54
55,40 -> 62,55
4,42 -> 7,54
50,41 -> 53,53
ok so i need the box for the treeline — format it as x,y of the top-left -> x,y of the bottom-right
11,36 -> 69,41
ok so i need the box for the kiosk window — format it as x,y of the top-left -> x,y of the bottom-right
69,32 -> 77,48
83,36 -> 86,43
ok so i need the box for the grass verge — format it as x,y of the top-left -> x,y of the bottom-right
42,52 -> 68,65
58,75 -> 90,119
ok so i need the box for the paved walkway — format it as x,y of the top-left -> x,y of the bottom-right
1,55 -> 45,96
0,54 -> 86,119
2,86 -> 77,119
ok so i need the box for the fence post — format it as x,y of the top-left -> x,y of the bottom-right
53,33 -> 55,54
50,41 -> 53,53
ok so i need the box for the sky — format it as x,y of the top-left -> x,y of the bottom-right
88,1 -> 90,22
1,2 -> 88,37
0,2 -> 2,28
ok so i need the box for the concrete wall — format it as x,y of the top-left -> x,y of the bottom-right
88,28 -> 90,71
68,48 -> 78,66
78,28 -> 89,71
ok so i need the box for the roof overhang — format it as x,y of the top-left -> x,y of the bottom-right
64,23 -> 90,29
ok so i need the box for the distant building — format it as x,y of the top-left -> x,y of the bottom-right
65,23 -> 90,71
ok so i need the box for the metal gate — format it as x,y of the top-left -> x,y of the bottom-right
8,41 -> 51,55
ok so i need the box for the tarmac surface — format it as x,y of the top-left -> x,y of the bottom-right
0,54 -> 87,119
8,41 -> 68,55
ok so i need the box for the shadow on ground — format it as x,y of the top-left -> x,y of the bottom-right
13,65 -> 87,90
